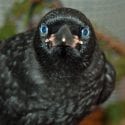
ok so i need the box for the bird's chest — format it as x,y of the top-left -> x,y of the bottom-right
39,60 -> 86,96
43,59 -> 83,80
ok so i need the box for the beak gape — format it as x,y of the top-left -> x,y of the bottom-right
45,25 -> 83,48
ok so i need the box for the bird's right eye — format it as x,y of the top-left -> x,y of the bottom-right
39,24 -> 48,37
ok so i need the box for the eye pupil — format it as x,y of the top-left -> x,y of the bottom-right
83,29 -> 88,36
81,26 -> 90,39
42,26 -> 47,33
40,24 -> 48,36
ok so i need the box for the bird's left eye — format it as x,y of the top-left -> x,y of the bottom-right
39,24 -> 48,37
81,26 -> 90,40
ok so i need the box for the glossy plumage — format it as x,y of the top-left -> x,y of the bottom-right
0,8 -> 115,125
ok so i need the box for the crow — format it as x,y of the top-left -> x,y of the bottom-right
0,8 -> 115,125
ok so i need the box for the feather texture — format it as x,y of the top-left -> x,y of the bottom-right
0,8 -> 115,125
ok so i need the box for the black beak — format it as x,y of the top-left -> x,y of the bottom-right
55,25 -> 74,47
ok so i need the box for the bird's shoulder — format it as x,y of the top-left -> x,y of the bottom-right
0,29 -> 35,71
0,29 -> 35,55
84,46 -> 106,80
0,29 -> 36,83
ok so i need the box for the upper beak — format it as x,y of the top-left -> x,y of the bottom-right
55,25 -> 74,47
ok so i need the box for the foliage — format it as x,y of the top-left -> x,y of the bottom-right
105,102 -> 125,125
99,41 -> 125,81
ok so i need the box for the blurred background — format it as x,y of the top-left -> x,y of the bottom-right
0,0 -> 125,125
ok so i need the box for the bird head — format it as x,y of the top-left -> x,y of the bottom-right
34,8 -> 97,67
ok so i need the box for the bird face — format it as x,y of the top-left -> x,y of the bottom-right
34,8 -> 96,66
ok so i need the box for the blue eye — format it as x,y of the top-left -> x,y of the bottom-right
81,26 -> 90,40
39,24 -> 48,36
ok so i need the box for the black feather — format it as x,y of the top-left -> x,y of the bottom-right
0,8 -> 115,125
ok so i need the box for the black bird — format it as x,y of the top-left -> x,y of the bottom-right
0,8 -> 115,125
